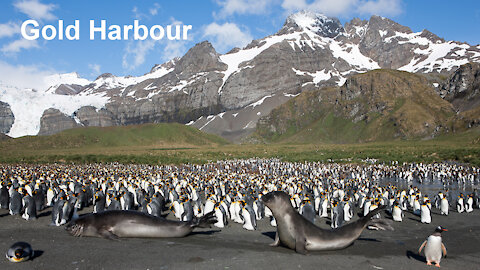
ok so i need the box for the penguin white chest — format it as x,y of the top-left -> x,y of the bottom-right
420,205 -> 431,224
425,236 -> 443,263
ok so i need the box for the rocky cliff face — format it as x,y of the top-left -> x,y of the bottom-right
440,62 -> 480,112
38,109 -> 79,136
1,11 -> 480,139
0,101 -> 14,135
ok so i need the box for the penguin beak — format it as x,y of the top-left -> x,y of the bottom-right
442,228 -> 448,231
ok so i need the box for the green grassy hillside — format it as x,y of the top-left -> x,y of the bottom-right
0,123 -> 228,151
256,69 -> 456,143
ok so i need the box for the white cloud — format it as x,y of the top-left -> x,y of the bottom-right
281,0 -> 403,17
203,22 -> 253,53
88,63 -> 101,76
1,38 -> 39,54
162,41 -> 187,61
14,0 -> 56,21
0,22 -> 20,39
215,0 -> 275,18
0,60 -> 57,90
357,0 -> 403,16
122,40 -> 156,70
149,3 -> 161,16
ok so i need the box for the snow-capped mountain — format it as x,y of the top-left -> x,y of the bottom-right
0,11 -> 479,139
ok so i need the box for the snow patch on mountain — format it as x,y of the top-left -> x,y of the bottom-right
0,82 -> 108,137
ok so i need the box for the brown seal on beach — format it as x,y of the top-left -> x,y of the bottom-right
65,210 -> 216,239
262,191 -> 393,254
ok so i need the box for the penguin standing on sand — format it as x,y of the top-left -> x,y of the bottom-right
32,189 -> 45,212
241,201 -> 257,231
0,184 -> 9,209
9,189 -> 22,215
392,203 -> 404,222
465,194 -> 474,213
331,200 -> 344,229
214,203 -> 227,228
457,194 -> 465,213
418,226 -> 448,267
440,197 -> 449,216
51,196 -> 65,226
420,200 -> 431,224
22,194 -> 37,220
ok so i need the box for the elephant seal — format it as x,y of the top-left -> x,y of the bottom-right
65,210 -> 216,239
262,191 -> 392,254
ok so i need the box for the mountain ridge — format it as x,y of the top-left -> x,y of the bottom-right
1,11 -> 479,140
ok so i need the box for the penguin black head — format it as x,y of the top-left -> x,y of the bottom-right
435,226 -> 448,233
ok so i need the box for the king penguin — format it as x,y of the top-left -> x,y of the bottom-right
440,197 -> 449,216
22,194 -> 37,220
9,189 -> 22,216
6,242 -> 33,263
392,202 -> 404,222
418,226 -> 448,267
420,200 -> 431,224
241,202 -> 257,231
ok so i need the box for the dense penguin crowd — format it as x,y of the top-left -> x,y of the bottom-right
0,159 -> 479,230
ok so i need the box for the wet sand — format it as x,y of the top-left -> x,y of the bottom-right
1,206 -> 479,270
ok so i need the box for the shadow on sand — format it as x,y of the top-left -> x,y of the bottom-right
406,250 -> 425,263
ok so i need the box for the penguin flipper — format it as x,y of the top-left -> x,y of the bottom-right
441,243 -> 447,257
418,240 -> 427,254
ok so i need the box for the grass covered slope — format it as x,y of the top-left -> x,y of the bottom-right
0,123 -> 228,151
256,69 -> 455,143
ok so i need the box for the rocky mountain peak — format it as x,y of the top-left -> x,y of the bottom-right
278,10 -> 344,38
95,73 -> 115,80
174,41 -> 227,75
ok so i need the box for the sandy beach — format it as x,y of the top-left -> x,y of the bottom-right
1,205 -> 479,270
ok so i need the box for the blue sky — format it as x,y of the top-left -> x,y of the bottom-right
0,0 -> 479,89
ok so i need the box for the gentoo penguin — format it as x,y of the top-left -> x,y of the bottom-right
22,194 -> 37,220
9,189 -> 22,215
420,200 -> 431,224
440,197 -> 449,216
392,203 -> 404,222
241,202 -> 257,231
418,226 -> 448,267
5,242 -> 33,263
299,200 -> 316,224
